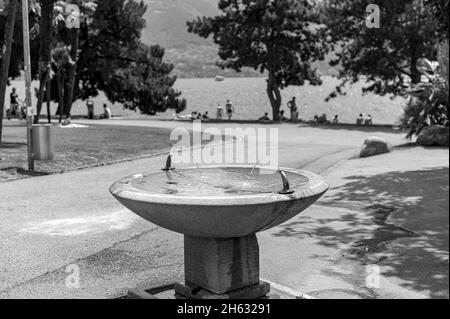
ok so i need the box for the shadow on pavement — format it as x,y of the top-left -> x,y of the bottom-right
274,167 -> 449,298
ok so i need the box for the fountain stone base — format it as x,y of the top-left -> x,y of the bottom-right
174,235 -> 270,299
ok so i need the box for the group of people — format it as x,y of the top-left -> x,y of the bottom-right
5,90 -> 113,121
85,97 -> 112,120
258,97 -> 300,122
172,96 -> 374,126
356,113 -> 374,126
312,113 -> 374,126
313,114 -> 336,124
216,100 -> 235,120
176,111 -> 210,121
175,100 -> 235,121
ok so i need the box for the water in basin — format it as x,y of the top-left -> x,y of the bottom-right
131,167 -> 309,196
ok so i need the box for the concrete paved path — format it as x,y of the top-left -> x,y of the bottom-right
1,120 -> 447,298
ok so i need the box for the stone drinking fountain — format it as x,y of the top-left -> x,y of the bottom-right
110,156 -> 329,299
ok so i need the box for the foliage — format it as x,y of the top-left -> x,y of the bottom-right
67,0 -> 185,115
1,0 -> 184,120
424,0 -> 449,42
0,1 -> 41,80
187,0 -> 327,120
106,44 -> 186,114
323,0 -> 440,99
400,58 -> 449,138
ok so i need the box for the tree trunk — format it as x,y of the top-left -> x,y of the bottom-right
64,28 -> 80,119
410,48 -> 421,84
46,77 -> 51,123
57,73 -> 65,123
34,0 -> 54,124
0,0 -> 18,144
266,69 -> 281,121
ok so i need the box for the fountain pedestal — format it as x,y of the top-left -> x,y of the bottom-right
174,235 -> 270,299
111,165 -> 329,299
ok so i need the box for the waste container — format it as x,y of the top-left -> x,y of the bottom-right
32,124 -> 54,160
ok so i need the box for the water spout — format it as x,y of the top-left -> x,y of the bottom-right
162,154 -> 175,171
278,169 -> 294,195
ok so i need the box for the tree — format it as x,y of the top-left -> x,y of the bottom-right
48,0 -> 96,120
324,0 -> 440,98
187,0 -> 327,121
0,0 -> 18,143
71,0 -> 184,115
34,0 -> 54,124
75,0 -> 146,101
62,1 -> 96,119
106,44 -> 186,114
33,0 -> 183,119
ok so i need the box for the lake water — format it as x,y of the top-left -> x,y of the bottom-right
172,77 -> 405,124
8,77 -> 406,124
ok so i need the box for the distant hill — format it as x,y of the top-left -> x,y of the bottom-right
140,0 -> 336,78
140,0 -> 242,78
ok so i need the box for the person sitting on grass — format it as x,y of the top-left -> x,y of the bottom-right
175,113 -> 194,121
202,112 -> 209,120
318,114 -> 329,124
356,114 -> 364,125
278,110 -> 288,122
103,103 -> 112,119
332,115 -> 339,124
259,112 -> 270,122
365,115 -> 373,126
313,115 -> 319,123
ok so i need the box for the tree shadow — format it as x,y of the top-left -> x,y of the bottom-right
274,167 -> 449,298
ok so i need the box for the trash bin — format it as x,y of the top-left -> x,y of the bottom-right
32,124 -> 54,160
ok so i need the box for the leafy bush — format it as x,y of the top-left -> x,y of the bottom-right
400,58 -> 449,138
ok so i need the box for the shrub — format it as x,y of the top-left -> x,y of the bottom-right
400,58 -> 449,138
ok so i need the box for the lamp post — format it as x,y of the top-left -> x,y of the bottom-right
21,0 -> 35,171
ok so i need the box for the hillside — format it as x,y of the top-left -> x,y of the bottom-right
141,0 -> 250,78
140,0 -> 336,78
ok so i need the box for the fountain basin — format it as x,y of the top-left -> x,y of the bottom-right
110,166 -> 329,239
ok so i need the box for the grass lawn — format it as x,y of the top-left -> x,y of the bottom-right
0,121 -> 175,182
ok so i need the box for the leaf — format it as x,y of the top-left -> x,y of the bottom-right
416,58 -> 437,75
